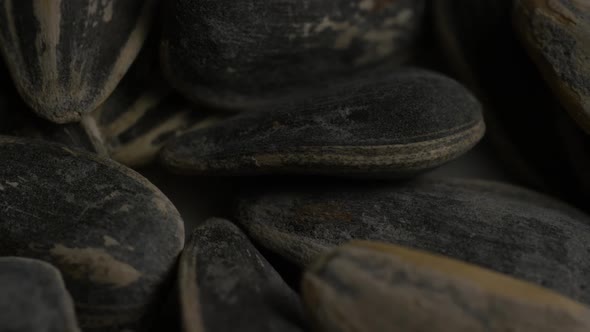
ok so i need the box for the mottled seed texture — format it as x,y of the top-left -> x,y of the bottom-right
236,178 -> 590,304
179,218 -> 305,332
303,242 -> 590,332
161,0 -> 425,109
0,257 -> 80,332
162,69 -> 484,176
0,0 -> 156,123
514,0 -> 590,132
0,136 -> 184,331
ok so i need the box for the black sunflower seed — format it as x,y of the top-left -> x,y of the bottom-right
161,68 -> 484,177
160,0 -> 425,110
0,136 -> 184,331
179,218 -> 306,332
0,257 -> 80,332
235,177 -> 590,304
0,0 -> 156,123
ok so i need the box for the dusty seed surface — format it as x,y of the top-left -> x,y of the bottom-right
179,218 -> 306,332
161,0 -> 425,109
236,177 -> 590,304
162,68 -> 484,176
0,136 -> 184,331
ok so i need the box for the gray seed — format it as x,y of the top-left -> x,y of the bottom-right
303,241 -> 590,332
0,135 -> 184,331
161,69 -> 484,177
0,257 -> 80,332
160,0 -> 425,110
179,218 -> 306,332
514,0 -> 590,133
0,0 -> 156,123
235,177 -> 590,304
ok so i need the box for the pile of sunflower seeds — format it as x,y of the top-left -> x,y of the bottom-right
0,0 -> 589,331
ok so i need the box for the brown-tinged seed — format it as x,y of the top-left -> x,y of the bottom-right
303,241 -> 590,332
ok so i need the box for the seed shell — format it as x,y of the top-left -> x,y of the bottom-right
236,177 -> 590,304
0,257 -> 80,332
162,69 -> 484,177
303,241 -> 590,332
0,135 -> 184,331
179,218 -> 306,332
161,0 -> 425,110
0,0 -> 156,123
514,0 -> 590,132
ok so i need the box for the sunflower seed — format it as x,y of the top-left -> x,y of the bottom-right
179,218 -> 305,332
514,0 -> 590,132
161,69 -> 484,176
0,0 -> 156,123
303,241 -> 590,332
161,0 -> 425,110
235,177 -> 590,304
0,257 -> 80,332
0,136 -> 184,331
